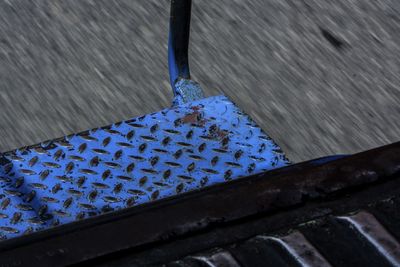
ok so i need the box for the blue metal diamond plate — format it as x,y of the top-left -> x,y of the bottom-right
0,95 -> 289,240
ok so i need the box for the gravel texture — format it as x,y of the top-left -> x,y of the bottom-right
0,0 -> 399,162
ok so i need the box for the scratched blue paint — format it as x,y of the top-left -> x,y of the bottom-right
168,30 -> 184,90
0,95 -> 289,240
172,78 -> 205,106
309,155 -> 349,165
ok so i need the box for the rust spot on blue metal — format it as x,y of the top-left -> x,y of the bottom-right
0,95 -> 289,240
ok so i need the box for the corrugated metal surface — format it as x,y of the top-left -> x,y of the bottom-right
167,200 -> 400,267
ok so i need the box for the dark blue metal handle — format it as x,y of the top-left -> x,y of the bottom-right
168,0 -> 192,87
168,0 -> 204,105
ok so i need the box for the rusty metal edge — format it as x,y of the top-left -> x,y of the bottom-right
0,142 -> 399,267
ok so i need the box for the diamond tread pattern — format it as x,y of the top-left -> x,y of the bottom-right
0,95 -> 289,240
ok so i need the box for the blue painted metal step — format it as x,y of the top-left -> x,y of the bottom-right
0,95 -> 289,240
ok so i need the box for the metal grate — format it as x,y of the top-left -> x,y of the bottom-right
0,95 -> 289,240
171,210 -> 400,267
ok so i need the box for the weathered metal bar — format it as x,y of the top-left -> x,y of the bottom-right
169,0 -> 204,105
189,250 -> 241,267
169,0 -> 192,85
258,231 -> 332,267
337,211 -> 400,266
0,142 -> 398,266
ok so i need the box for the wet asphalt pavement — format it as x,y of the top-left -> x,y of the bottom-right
0,0 -> 399,162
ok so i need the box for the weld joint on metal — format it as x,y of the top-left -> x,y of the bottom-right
172,79 -> 205,106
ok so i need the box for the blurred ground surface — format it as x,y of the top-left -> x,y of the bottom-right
0,0 -> 399,162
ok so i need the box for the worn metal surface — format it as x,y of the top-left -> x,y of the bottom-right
337,211 -> 400,266
170,209 -> 400,267
0,95 -> 288,240
188,250 -> 241,267
172,79 -> 204,106
86,142 -> 400,267
257,231 -> 332,267
0,142 -> 397,267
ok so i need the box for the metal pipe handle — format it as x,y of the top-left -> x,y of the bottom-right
168,0 -> 204,105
